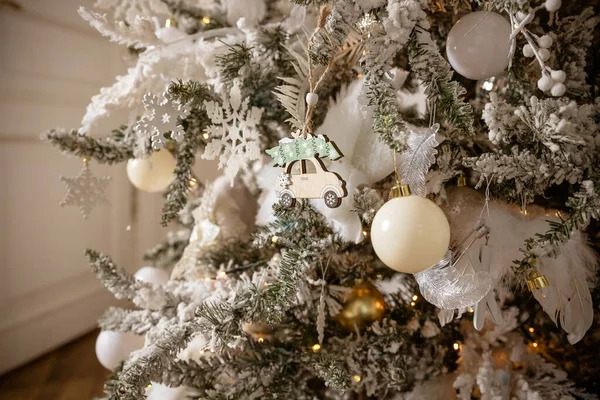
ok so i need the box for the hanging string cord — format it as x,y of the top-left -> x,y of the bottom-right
303,6 -> 336,137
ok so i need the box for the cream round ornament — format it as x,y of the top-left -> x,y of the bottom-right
127,150 -> 176,193
95,330 -> 145,370
370,195 -> 450,274
135,266 -> 170,285
446,11 -> 512,80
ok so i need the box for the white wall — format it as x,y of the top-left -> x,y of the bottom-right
0,0 -> 218,373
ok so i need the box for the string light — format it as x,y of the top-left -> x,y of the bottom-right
357,73 -> 363,79
257,337 -> 264,343
189,178 -> 197,187
82,157 -> 88,164
528,327 -> 535,333
271,236 -> 279,244
468,307 -> 475,313
532,342 -> 538,348
362,229 -> 368,237
263,281 -> 269,286
202,132 -> 210,140
146,384 -> 152,389
412,295 -> 418,301
217,270 -> 227,279
311,343 -> 321,352
453,342 -> 460,351
199,349 -> 205,355
410,301 -> 416,307
376,274 -> 383,279
201,16 -> 211,24
353,375 -> 361,382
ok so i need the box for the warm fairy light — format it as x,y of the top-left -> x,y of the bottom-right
412,295 -> 418,301
532,342 -> 538,348
217,270 -> 227,279
82,157 -> 88,163
353,375 -> 361,382
312,343 -> 321,352
258,337 -> 264,343
357,73 -> 363,79
146,384 -> 152,389
202,132 -> 210,139
528,327 -> 535,333
453,342 -> 460,351
362,229 -> 368,237
189,178 -> 197,187
468,307 -> 474,313
410,301 -> 416,307
271,236 -> 279,244
202,16 -> 211,24
362,49 -> 367,56
376,274 -> 383,279
263,281 -> 269,286
521,209 -> 528,215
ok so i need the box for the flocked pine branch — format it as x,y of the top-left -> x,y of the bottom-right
408,25 -> 474,136
99,307 -> 165,335
45,126 -> 134,164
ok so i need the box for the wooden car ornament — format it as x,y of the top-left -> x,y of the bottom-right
266,134 -> 347,209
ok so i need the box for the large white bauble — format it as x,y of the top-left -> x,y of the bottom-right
146,383 -> 186,400
370,196 -> 450,274
95,330 -> 145,370
134,266 -> 170,285
446,11 -> 512,80
127,150 -> 176,193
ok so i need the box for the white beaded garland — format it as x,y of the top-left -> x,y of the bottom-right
370,196 -> 451,274
551,82 -> 566,97
545,0 -> 562,12
95,330 -> 145,370
305,92 -> 319,105
446,11 -> 512,80
538,35 -> 553,49
537,75 -> 554,92
126,150 -> 176,193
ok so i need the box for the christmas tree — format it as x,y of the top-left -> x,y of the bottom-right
45,0 -> 600,399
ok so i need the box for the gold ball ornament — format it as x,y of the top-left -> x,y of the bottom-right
126,150 -> 176,193
370,195 -> 451,274
336,283 -> 386,331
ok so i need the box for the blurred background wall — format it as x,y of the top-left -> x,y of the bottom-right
0,0 -> 218,374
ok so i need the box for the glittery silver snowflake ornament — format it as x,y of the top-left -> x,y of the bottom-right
60,161 -> 112,219
136,92 -> 190,152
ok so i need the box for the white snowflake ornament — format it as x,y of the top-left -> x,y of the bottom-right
202,80 -> 264,185
136,92 -> 190,152
60,161 -> 111,219
277,173 -> 291,187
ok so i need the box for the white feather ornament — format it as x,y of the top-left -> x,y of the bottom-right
441,186 -> 598,342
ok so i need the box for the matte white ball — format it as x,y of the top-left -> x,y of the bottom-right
146,383 -> 186,400
537,75 -> 554,92
95,330 -> 145,370
135,266 -> 170,285
522,44 -> 535,58
551,82 -> 566,97
446,11 -> 512,80
550,69 -> 566,83
538,48 -> 551,62
545,0 -> 562,12
370,196 -> 451,274
127,150 -> 176,193
538,35 -> 553,49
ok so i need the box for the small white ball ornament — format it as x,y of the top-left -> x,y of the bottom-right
545,0 -> 562,12
551,82 -> 566,97
523,44 -> 535,58
537,75 -> 554,92
538,48 -> 551,62
135,266 -> 170,285
538,35 -> 553,49
446,11 -> 512,80
95,330 -> 145,370
370,195 -> 451,274
550,69 -> 566,83
127,150 -> 176,193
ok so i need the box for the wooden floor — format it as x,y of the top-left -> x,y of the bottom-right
0,330 -> 108,400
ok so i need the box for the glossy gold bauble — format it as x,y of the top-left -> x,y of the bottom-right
336,283 -> 386,331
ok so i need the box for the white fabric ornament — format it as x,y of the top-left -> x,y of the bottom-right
136,92 -> 190,151
127,150 -> 176,193
446,11 -> 512,80
371,196 -> 450,274
202,80 -> 264,184
257,79 -> 395,243
134,266 -> 170,285
95,330 -> 145,370
60,162 -> 111,219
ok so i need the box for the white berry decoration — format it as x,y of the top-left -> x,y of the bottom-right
523,44 -> 535,58
538,35 -> 553,49
545,0 -> 562,12
551,82 -> 567,97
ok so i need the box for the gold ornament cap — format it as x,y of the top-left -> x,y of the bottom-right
165,17 -> 178,28
389,183 -> 411,199
457,173 -> 467,187
527,270 -> 549,290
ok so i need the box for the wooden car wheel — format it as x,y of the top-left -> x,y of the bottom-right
324,191 -> 341,208
281,193 -> 296,208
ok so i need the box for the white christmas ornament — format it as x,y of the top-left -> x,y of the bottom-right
446,11 -> 512,80
95,330 -> 145,370
134,266 -> 170,285
127,150 -> 176,193
370,196 -> 450,274
136,92 -> 190,151
60,162 -> 111,219
146,383 -> 186,400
